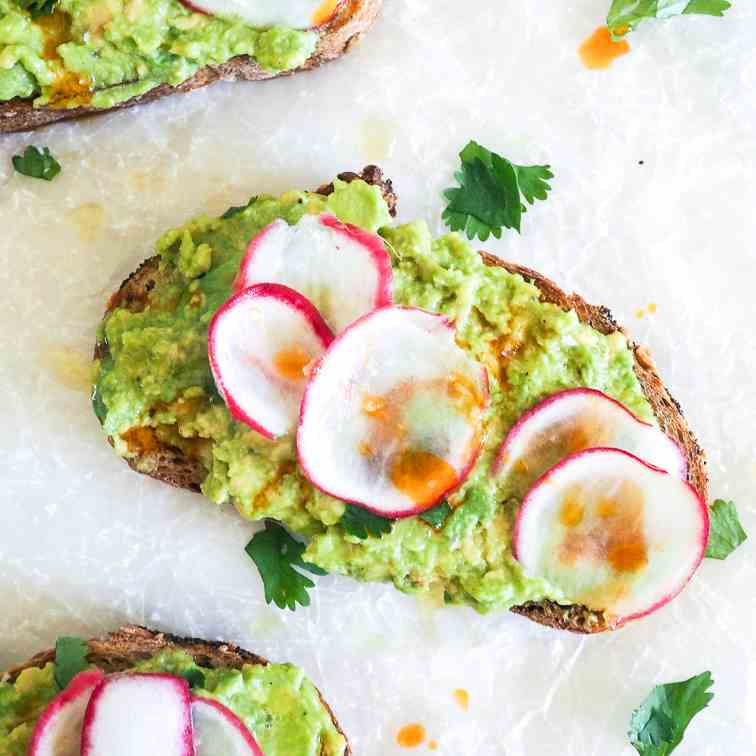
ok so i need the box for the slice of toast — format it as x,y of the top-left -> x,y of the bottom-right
95,166 -> 708,634
2,624 -> 351,755
0,0 -> 381,133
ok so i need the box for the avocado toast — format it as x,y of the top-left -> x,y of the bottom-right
0,0 -> 381,133
0,624 -> 349,755
92,167 -> 708,634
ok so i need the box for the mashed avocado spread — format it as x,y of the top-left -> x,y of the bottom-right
0,0 -> 316,108
0,650 -> 345,756
93,178 -> 654,613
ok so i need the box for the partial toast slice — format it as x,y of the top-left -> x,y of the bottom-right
95,166 -> 707,634
2,624 -> 351,755
0,0 -> 381,133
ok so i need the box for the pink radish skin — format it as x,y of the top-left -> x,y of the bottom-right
493,388 -> 687,491
234,213 -> 392,332
80,673 -> 193,756
208,283 -> 333,439
513,447 -> 709,627
28,670 -> 104,756
297,306 -> 490,517
191,696 -> 263,756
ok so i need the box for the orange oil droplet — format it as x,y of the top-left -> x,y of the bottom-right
121,426 -> 159,455
647,303 -> 657,314
362,394 -> 388,418
396,724 -> 426,748
311,0 -> 340,26
453,688 -> 470,711
596,497 -> 617,519
428,741 -> 439,751
389,449 -> 458,507
579,26 -> 630,70
559,496 -> 585,528
273,345 -> 310,380
36,10 -> 71,59
607,540 -> 648,573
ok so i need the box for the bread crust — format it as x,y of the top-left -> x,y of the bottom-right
3,624 -> 351,755
0,0 -> 382,133
95,167 -> 708,634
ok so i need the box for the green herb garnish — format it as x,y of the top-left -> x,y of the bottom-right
18,0 -> 57,17
54,636 -> 89,690
419,501 -> 452,529
629,671 -> 714,755
12,146 -> 61,181
608,0 -> 731,38
705,499 -> 747,560
340,504 -> 393,539
221,196 -> 257,219
443,140 -> 553,241
180,668 -> 206,689
245,521 -> 326,611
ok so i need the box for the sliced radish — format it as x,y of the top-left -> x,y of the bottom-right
80,673 -> 193,756
209,283 -> 333,439
180,0 -> 343,28
191,696 -> 263,756
234,213 -> 392,333
28,670 -> 104,756
513,448 -> 709,626
493,388 -> 687,491
297,306 -> 489,516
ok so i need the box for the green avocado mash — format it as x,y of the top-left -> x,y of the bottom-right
0,650 -> 346,756
93,178 -> 654,613
0,0 -> 316,108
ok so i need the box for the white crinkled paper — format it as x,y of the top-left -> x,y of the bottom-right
1,1 -> 755,753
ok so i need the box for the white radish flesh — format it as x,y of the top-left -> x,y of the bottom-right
513,448 -> 709,626
80,673 -> 193,756
28,670 -> 104,756
235,213 -> 392,333
493,388 -> 687,494
297,306 -> 489,516
191,696 -> 263,756
180,0 -> 342,29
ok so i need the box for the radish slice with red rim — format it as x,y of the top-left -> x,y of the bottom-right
513,448 -> 709,626
209,283 -> 333,439
235,213 -> 392,333
493,388 -> 687,494
191,696 -> 263,756
80,673 -> 193,756
28,670 -> 104,756
178,0 -> 343,28
297,306 -> 490,517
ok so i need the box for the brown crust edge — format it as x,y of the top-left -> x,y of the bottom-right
0,0 -> 382,133
3,624 -> 351,756
96,169 -> 708,634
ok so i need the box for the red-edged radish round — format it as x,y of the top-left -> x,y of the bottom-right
209,283 -> 333,439
297,306 -> 489,517
191,696 -> 263,756
80,673 -> 193,756
513,448 -> 708,626
179,0 -> 343,28
28,670 -> 104,756
493,388 -> 687,493
234,213 -> 392,333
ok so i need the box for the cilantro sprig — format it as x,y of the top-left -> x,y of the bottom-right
705,499 -> 747,560
12,146 -> 61,181
443,141 -> 553,241
340,504 -> 393,539
419,501 -> 452,529
54,636 -> 89,690
608,0 -> 731,38
245,521 -> 326,611
18,0 -> 57,17
629,671 -> 714,755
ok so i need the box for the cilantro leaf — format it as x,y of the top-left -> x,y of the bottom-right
12,146 -> 61,181
221,196 -> 257,219
340,504 -> 393,539
54,637 -> 89,690
629,671 -> 714,755
179,668 -> 206,689
442,141 -> 552,241
419,501 -> 452,529
705,499 -> 747,560
245,521 -> 326,611
608,0 -> 731,37
18,0 -> 57,17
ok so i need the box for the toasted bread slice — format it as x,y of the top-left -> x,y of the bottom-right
0,0 -> 381,134
2,624 -> 351,755
96,167 -> 707,634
